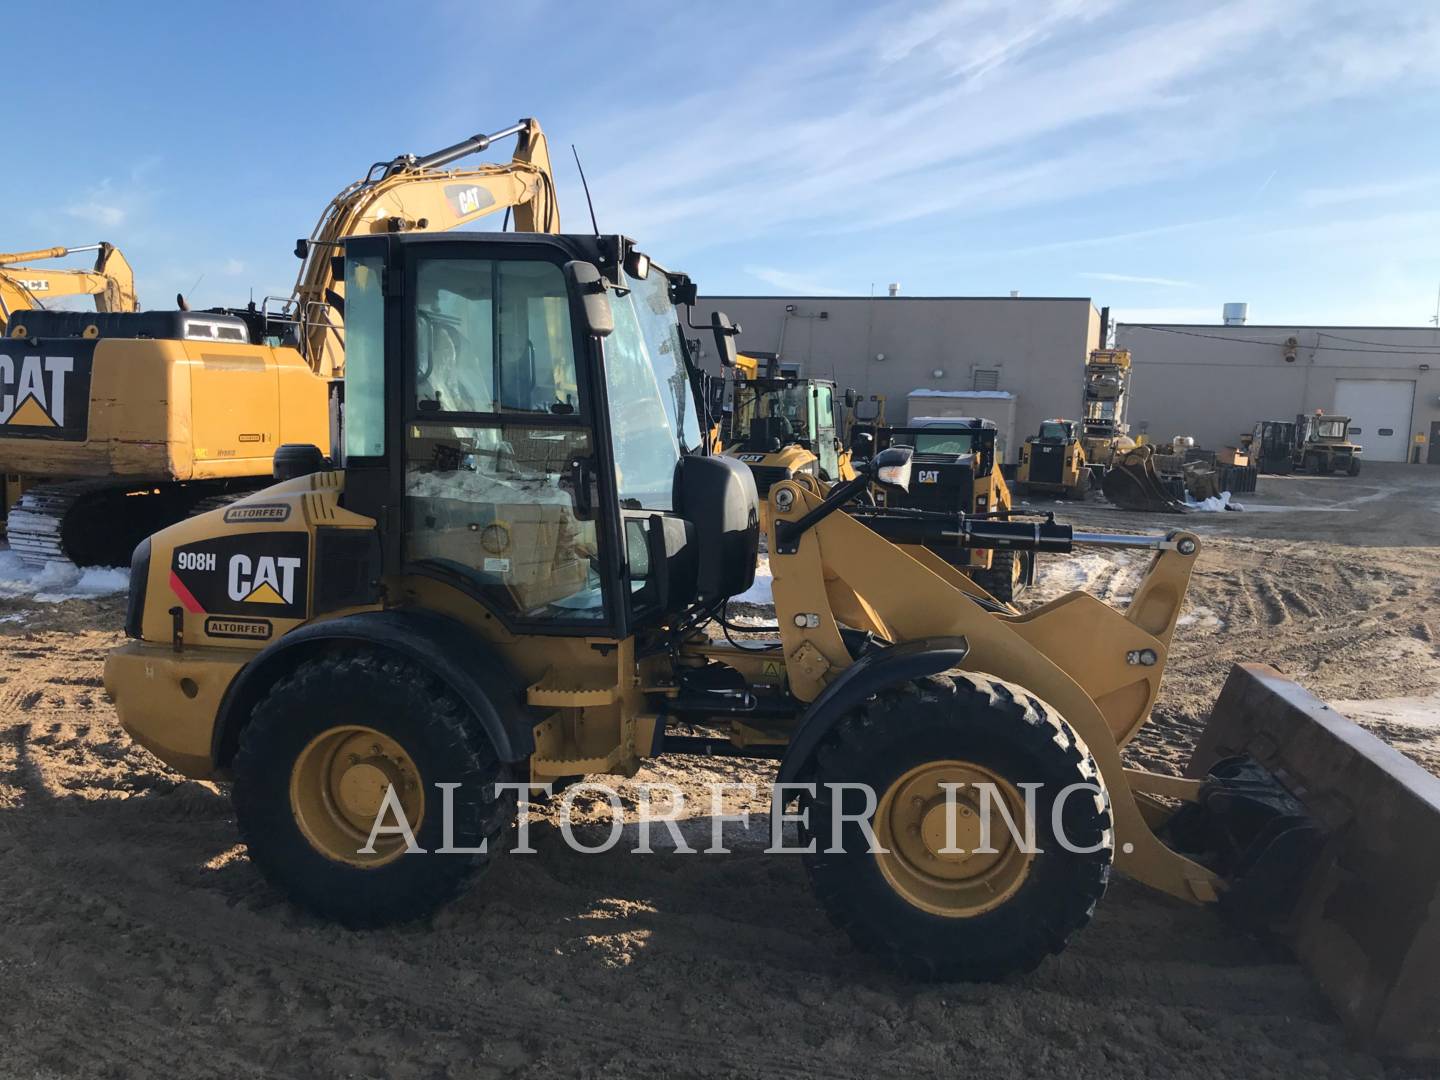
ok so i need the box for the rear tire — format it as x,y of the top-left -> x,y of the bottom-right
232,651 -> 515,928
1347,457 -> 1361,476
801,673 -> 1113,981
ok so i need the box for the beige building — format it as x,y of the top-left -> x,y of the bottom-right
1116,323 -> 1440,463
695,295 -> 1103,461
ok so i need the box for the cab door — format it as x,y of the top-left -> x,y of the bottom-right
813,384 -> 840,480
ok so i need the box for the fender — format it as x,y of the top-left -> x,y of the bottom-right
776,636 -> 970,786
211,609 -> 538,767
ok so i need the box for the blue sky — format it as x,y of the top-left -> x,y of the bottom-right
9,0 -> 1440,326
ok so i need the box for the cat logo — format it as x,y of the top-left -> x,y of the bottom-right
446,182 -> 495,218
918,469 -> 940,483
228,554 -> 303,606
456,187 -> 483,214
170,532 -> 309,619
0,354 -> 75,428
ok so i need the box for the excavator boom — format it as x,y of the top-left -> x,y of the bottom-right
0,241 -> 138,325
292,118 -> 559,377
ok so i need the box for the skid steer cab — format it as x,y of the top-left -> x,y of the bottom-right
107,229 -> 1393,997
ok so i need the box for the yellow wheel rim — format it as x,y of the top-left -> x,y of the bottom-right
289,725 -> 425,868
873,760 -> 1035,917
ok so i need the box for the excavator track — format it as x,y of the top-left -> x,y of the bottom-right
6,480 -> 249,568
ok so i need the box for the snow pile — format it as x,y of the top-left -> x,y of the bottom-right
1185,490 -> 1243,512
0,547 -> 129,602
733,554 -> 773,606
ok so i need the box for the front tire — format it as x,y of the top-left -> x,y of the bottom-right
232,651 -> 515,927
802,673 -> 1113,981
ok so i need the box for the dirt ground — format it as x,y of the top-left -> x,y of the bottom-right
1,463 -> 1437,1079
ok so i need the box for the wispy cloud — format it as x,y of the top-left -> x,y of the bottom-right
1082,272 -> 1194,288
743,266 -> 848,295
570,0 -> 1440,254
1298,174 -> 1440,208
65,200 -> 126,228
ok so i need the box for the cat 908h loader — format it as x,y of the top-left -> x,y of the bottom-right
2,119 -> 558,567
105,229 -> 1440,1058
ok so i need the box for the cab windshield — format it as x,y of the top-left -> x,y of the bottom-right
1040,422 -> 1071,441
892,430 -> 977,456
733,382 -> 810,446
602,267 -> 705,509
1316,418 -> 1348,439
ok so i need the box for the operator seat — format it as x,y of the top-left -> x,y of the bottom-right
745,416 -> 794,453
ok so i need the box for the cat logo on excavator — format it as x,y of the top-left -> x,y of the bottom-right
0,353 -> 75,427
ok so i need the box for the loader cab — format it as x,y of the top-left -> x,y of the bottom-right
339,231 -> 758,639
1037,420 -> 1078,443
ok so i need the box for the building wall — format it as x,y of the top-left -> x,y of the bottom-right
1117,323 -> 1440,461
695,296 -> 1101,461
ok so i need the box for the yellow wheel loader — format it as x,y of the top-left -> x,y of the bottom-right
876,417 -> 1030,604
0,241 -> 139,331
104,230 -> 1440,1056
719,353 -> 855,530
1015,418 -> 1089,499
2,119 -> 559,566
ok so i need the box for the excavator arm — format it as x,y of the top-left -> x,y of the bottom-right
292,118 -> 560,377
0,242 -> 138,326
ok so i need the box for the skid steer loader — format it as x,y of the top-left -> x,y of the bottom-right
104,230 -> 1440,1057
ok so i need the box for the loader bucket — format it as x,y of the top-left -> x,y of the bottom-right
1101,446 -> 1187,513
1189,663 -> 1440,1059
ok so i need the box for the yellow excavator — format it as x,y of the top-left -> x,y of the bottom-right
0,242 -> 138,330
104,228 -> 1440,1057
2,119 -> 558,566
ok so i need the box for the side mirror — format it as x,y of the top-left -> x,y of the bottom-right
564,261 -> 614,338
710,311 -> 739,368
870,445 -> 913,492
844,388 -> 858,409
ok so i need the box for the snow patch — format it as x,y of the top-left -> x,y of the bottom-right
1185,491 -> 1242,512
733,554 -> 773,606
907,388 -> 1015,399
0,547 -> 129,602
1330,695 -> 1439,731
1176,606 -> 1226,632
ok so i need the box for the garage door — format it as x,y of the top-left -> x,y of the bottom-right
1334,379 -> 1415,462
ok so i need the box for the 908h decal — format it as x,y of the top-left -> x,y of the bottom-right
170,533 -> 309,620
0,340 -> 95,441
